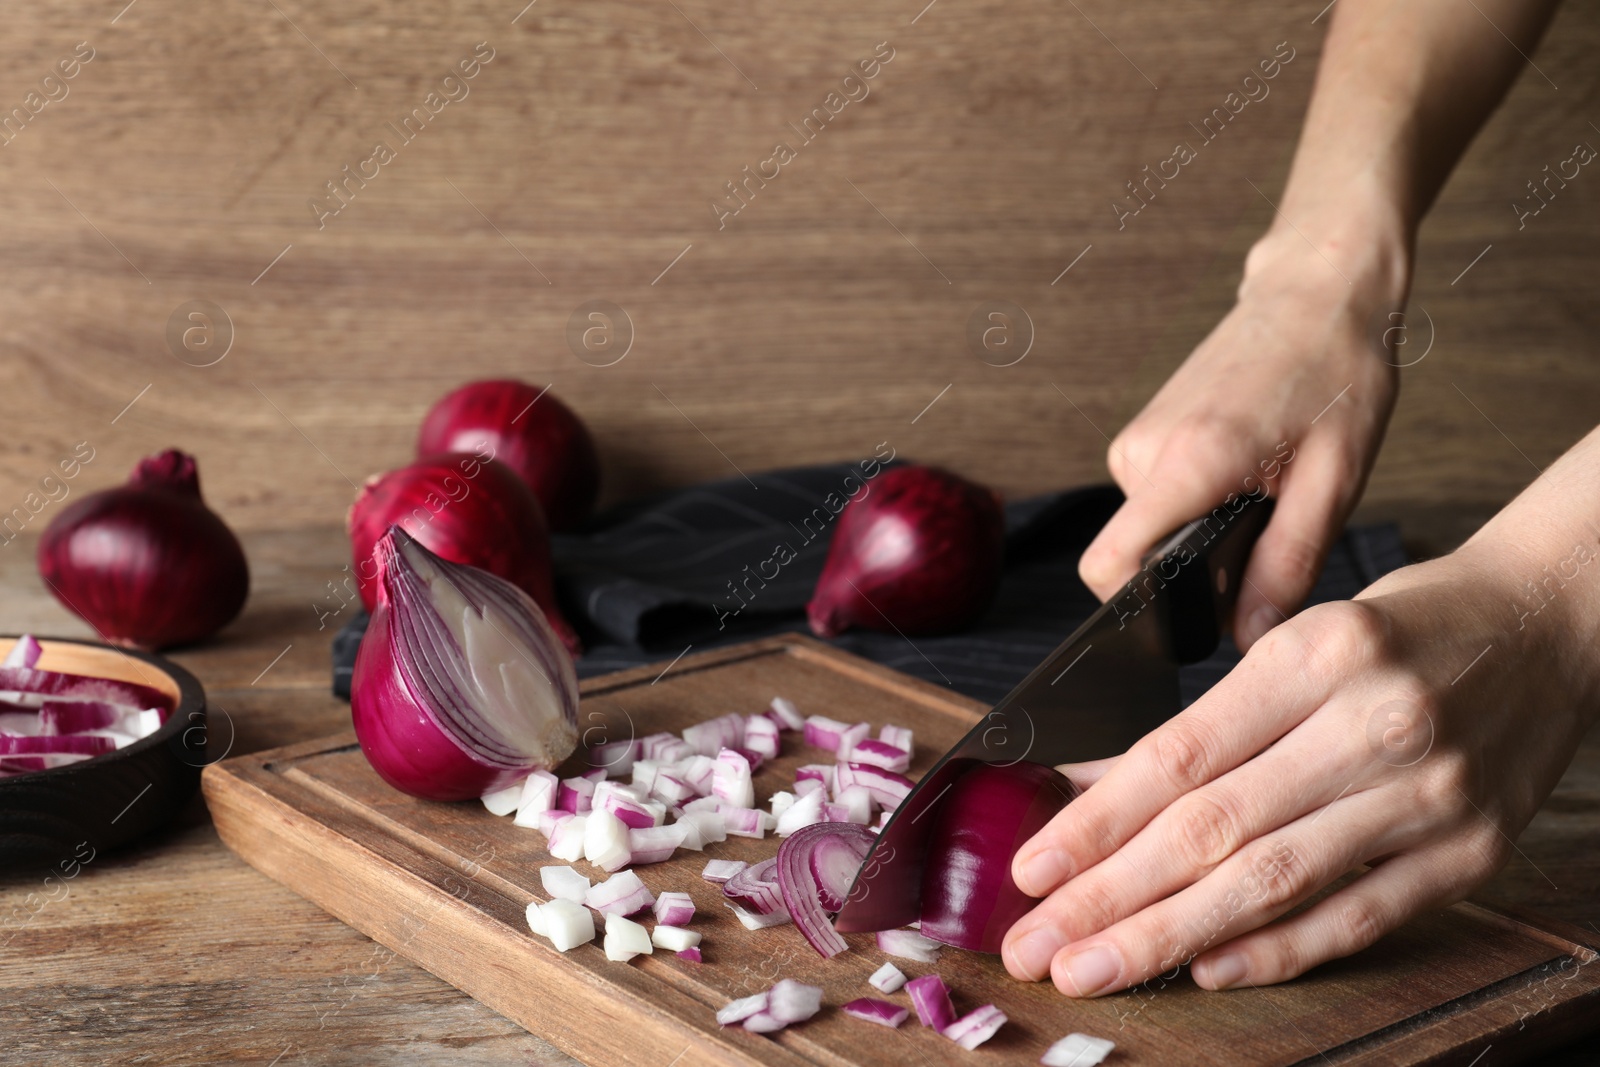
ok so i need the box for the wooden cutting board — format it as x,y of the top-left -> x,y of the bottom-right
203,634 -> 1600,1067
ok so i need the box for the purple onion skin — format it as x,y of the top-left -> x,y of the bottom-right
349,590 -> 529,802
417,380 -> 600,534
807,465 -> 1004,639
37,450 -> 249,650
918,762 -> 1079,954
348,453 -> 580,655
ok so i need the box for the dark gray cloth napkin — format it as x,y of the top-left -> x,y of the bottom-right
333,464 -> 1409,707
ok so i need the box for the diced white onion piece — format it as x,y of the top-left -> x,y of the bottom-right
627,823 -> 686,865
539,899 -> 595,952
942,1004 -> 1007,1050
651,925 -> 702,952
849,739 -> 911,774
794,778 -> 824,798
681,794 -> 721,814
539,865 -> 591,904
711,748 -> 754,809
879,723 -> 913,751
1041,1033 -> 1116,1066
796,764 -> 834,790
729,904 -> 790,929
837,785 -> 875,825
525,901 -> 547,937
652,774 -> 695,805
868,962 -> 907,993
639,732 -> 678,759
744,714 -> 780,759
548,814 -> 588,862
776,789 -> 825,836
652,890 -> 696,926
631,758 -> 661,794
480,781 -> 523,816
679,754 -> 716,795
589,738 -> 639,777
768,790 -> 797,819
876,928 -> 942,963
602,913 -> 654,961
743,1012 -> 784,1033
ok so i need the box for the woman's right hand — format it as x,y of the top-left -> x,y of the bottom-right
1078,221 -> 1410,649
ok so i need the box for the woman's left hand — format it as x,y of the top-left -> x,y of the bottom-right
1000,483 -> 1600,996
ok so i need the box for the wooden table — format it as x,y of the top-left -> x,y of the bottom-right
1,523 -> 1596,1066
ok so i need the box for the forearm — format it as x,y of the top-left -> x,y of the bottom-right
1248,0 -> 1561,297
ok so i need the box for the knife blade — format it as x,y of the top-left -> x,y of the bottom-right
833,492 -> 1274,934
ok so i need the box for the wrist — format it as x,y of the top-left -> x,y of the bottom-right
1239,180 -> 1413,316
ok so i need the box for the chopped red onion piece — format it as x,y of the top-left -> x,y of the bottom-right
849,739 -> 911,774
681,794 -> 721,814
794,778 -> 825,799
600,789 -> 659,829
584,869 -> 654,915
481,781 -> 523,816
656,738 -> 694,765
837,721 -> 870,760
651,924 -> 701,951
679,754 -> 716,795
674,810 -> 725,850
588,737 -> 639,777
626,823 -> 686,865
711,748 -> 754,809
676,946 -> 702,963
720,804 -> 765,839
743,714 -> 780,760
734,746 -> 766,773
868,961 -> 907,993
536,809 -> 571,838
639,732 -> 678,760
877,928 -> 943,963
835,786 -> 874,825
768,790 -> 797,819
844,763 -> 913,808
942,1004 -> 1007,1050
512,770 -> 559,827
701,859 -> 747,884
776,789 -> 825,836
878,723 -> 913,752
38,701 -> 123,735
3,635 -> 42,670
906,974 -> 956,1030
717,992 -> 769,1026
729,904 -> 790,929
683,711 -> 746,756
803,714 -> 848,752
767,979 -> 823,1025
630,758 -> 660,794
767,696 -> 805,730
0,734 -> 114,757
842,998 -> 908,1028
795,764 -> 835,791
1041,1033 -> 1116,1066
557,776 -> 595,813
580,767 -> 607,783
653,891 -> 696,927
651,773 -> 695,805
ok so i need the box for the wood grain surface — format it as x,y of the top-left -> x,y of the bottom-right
0,1 -> 1596,535
203,636 -> 1600,1067
0,527 -> 1593,1065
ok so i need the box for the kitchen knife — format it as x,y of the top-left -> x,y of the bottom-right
833,492 -> 1274,934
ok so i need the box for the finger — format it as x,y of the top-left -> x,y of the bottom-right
1191,849 -> 1456,989
1011,641 -> 1327,899
1079,451 -> 1247,603
1053,756 -> 1120,792
1232,443 -> 1355,649
1039,787 -> 1417,995
1007,719 -> 1372,971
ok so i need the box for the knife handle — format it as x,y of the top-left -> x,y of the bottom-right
1138,491 -> 1275,664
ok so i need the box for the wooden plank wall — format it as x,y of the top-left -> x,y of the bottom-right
0,0 -> 1596,535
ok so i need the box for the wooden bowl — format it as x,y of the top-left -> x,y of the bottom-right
0,636 -> 207,870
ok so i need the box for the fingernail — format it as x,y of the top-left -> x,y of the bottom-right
1197,952 -> 1248,990
1008,928 -> 1066,981
1017,848 -> 1069,897
1243,605 -> 1279,647
1058,944 -> 1122,997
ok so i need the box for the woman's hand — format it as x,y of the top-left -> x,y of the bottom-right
1001,434 -> 1600,995
1078,222 -> 1406,650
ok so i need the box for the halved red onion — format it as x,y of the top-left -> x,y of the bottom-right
350,527 -> 580,803
918,762 -> 1077,953
906,974 -> 956,1030
842,998 -> 908,1028
774,821 -> 874,958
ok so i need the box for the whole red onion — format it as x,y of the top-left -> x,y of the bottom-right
416,380 -> 600,533
348,452 -> 581,655
37,449 -> 250,650
806,465 -> 1004,638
